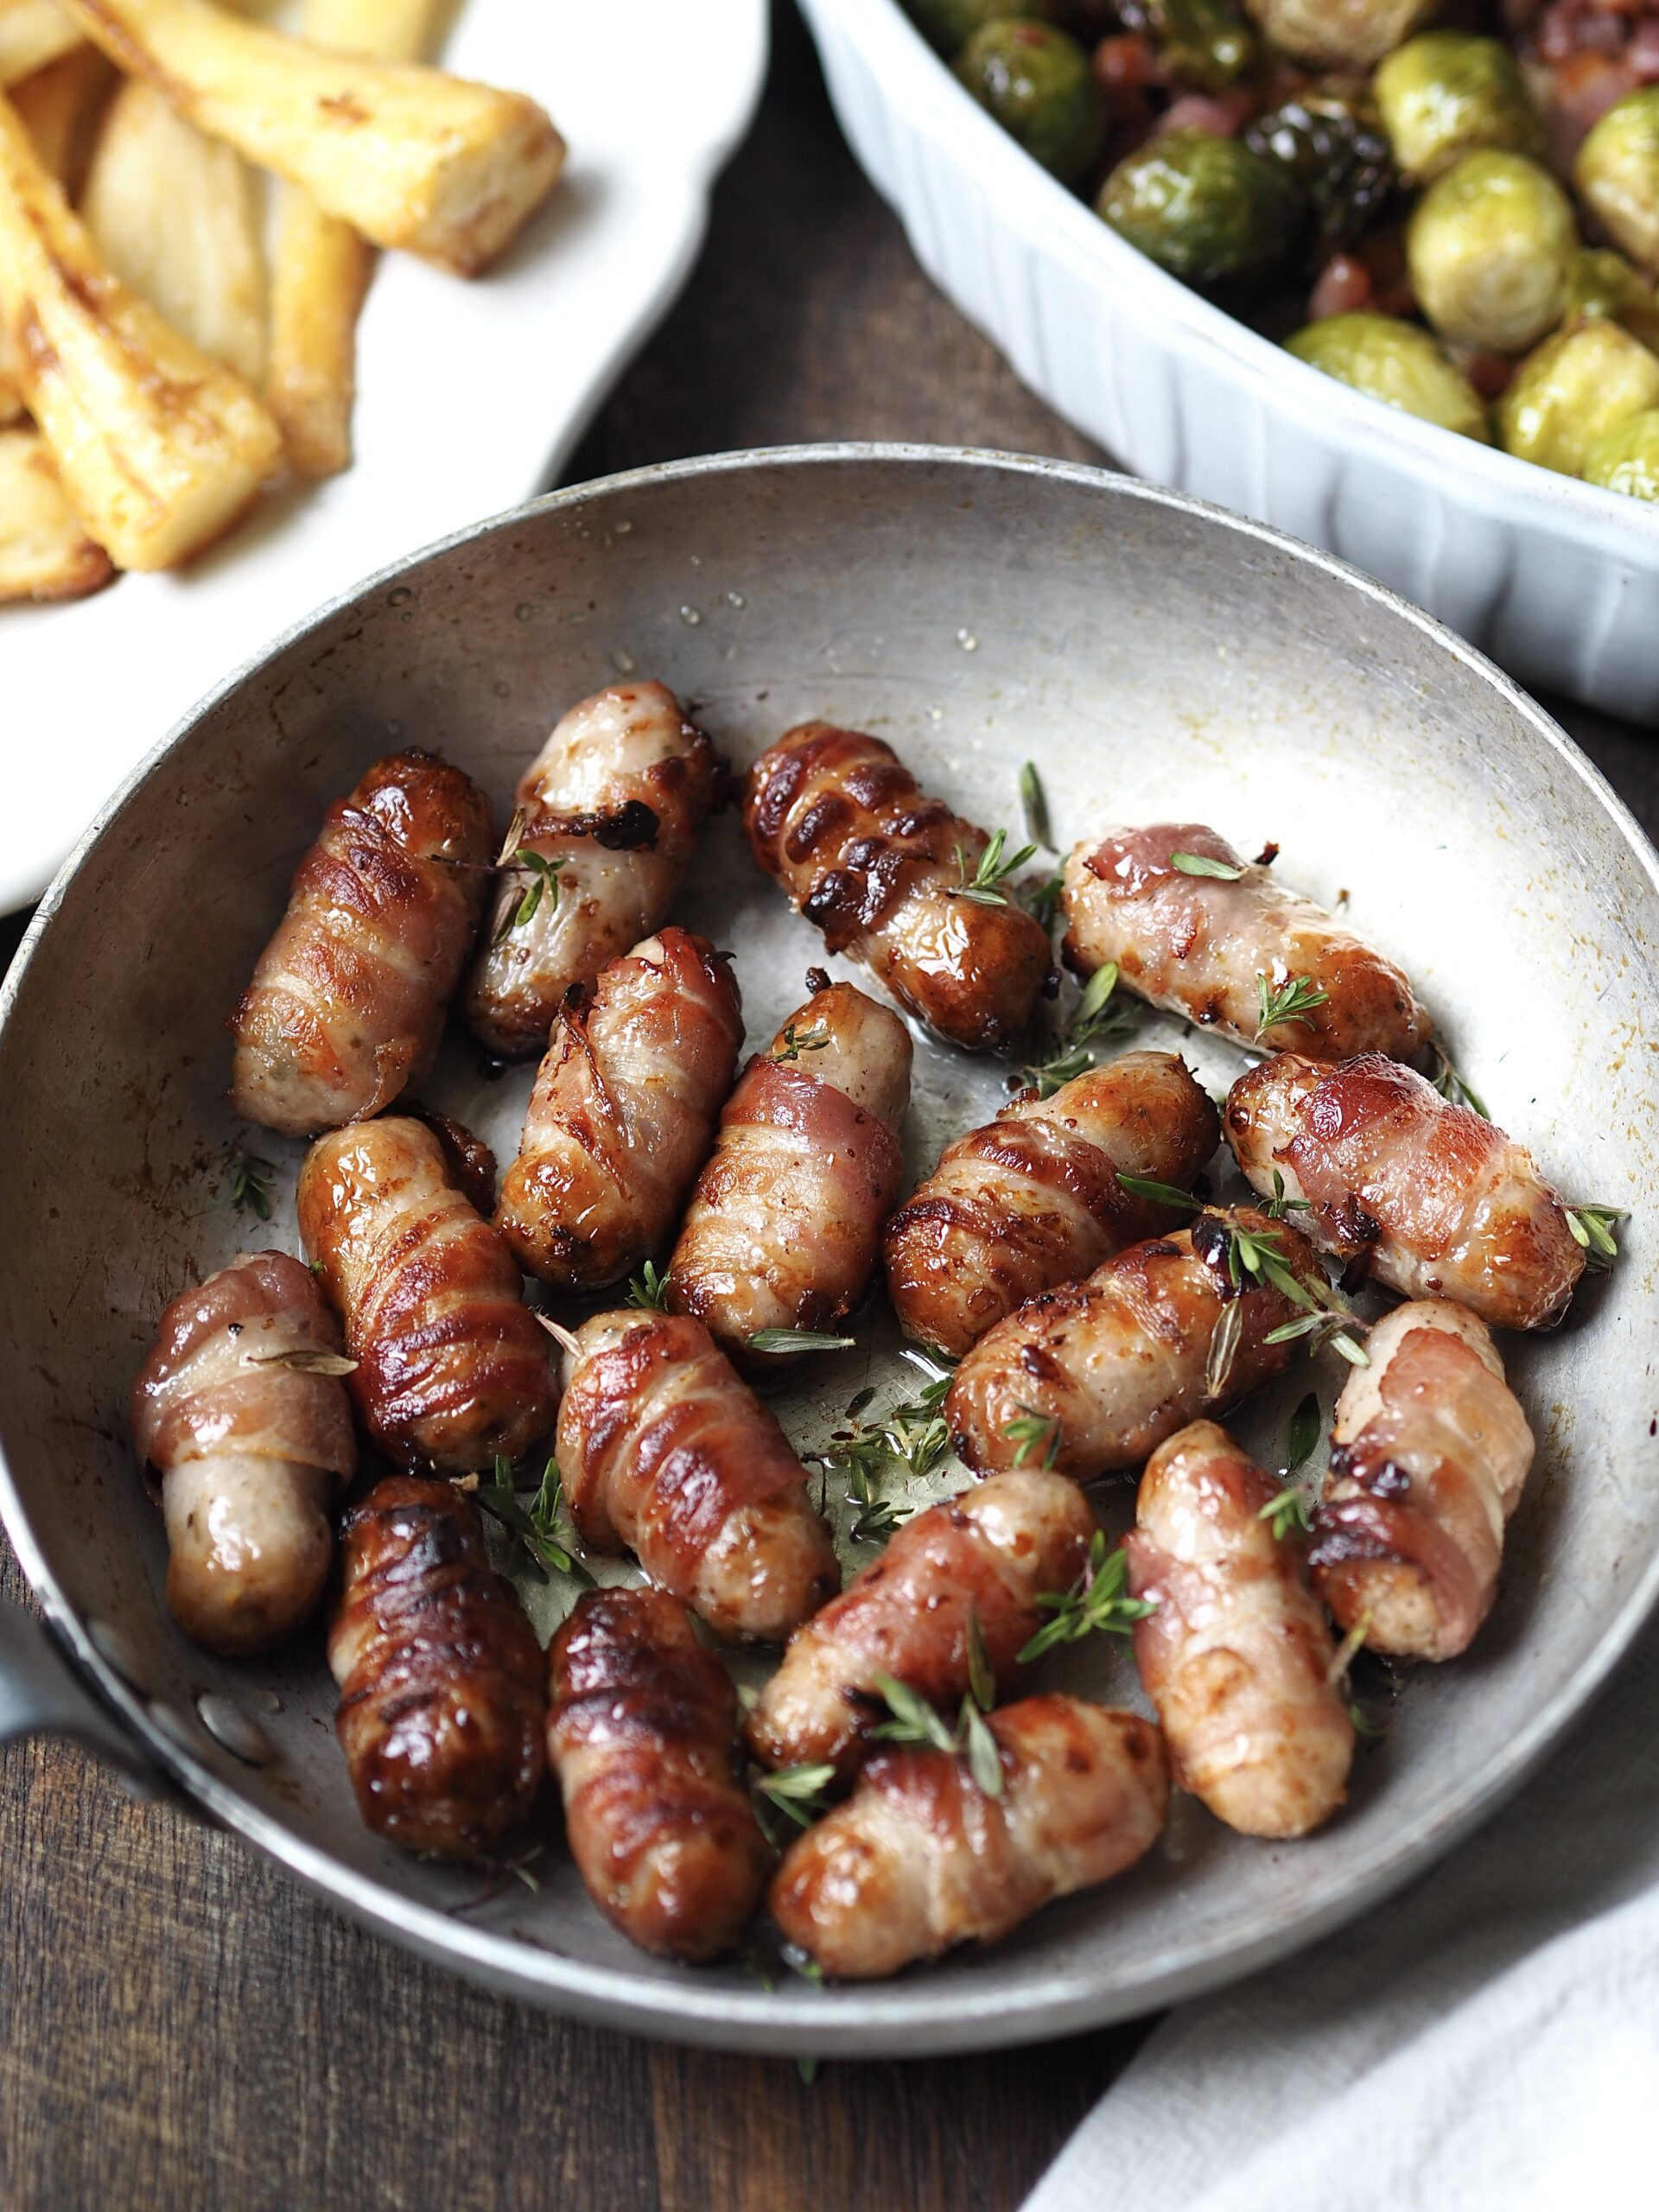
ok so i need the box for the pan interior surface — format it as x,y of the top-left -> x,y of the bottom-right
2,448 -> 1655,2054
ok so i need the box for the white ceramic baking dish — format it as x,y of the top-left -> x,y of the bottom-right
798,0 -> 1659,723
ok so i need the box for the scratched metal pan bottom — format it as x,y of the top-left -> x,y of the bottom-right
2,447 -> 1656,2056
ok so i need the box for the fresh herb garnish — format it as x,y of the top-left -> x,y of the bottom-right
1255,971 -> 1331,1039
752,1762 -> 837,1842
1020,760 -> 1053,851
1224,1220 -> 1370,1369
1258,1389 -> 1322,1543
626,1260 -> 671,1311
1171,850 -> 1245,880
1003,1405 -> 1062,1470
1326,1608 -> 1374,1686
797,2056 -> 821,2085
807,1351 -> 956,1545
1021,960 -> 1135,1098
471,1456 -> 593,1586
749,1327 -> 858,1355
948,829 -> 1039,908
771,1021 -> 830,1064
1426,1041 -> 1490,1120
1565,1203 -> 1623,1273
492,820 -> 568,947
227,1147 -> 276,1222
1116,1173 -> 1201,1211
1027,871 -> 1065,931
1018,1530 -> 1156,1665
1262,1167 -> 1311,1218
869,1668 -> 1004,1799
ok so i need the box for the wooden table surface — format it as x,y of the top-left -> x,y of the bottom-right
3,8 -> 1655,2208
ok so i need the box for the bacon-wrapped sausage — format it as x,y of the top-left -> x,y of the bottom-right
462,682 -> 725,1058
1226,1052 -> 1585,1331
746,1470 -> 1095,1777
743,723 -> 1052,1052
884,1052 -> 1220,1358
494,929 -> 743,1290
299,1116 -> 556,1471
946,1208 -> 1325,1480
666,979 -> 910,1365
230,751 -> 493,1136
770,1695 -> 1167,1980
1310,1300 -> 1535,1662
546,1586 -> 769,1961
555,1311 -> 837,1643
328,1476 -> 545,1859
130,1250 -> 356,1655
1060,824 -> 1428,1063
1125,1421 -> 1353,1839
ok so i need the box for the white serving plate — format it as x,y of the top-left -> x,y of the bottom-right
0,0 -> 768,912
798,0 -> 1659,725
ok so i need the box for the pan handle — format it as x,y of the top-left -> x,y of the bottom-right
0,1601 -> 167,1797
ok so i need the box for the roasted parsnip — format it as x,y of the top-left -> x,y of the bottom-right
0,0 -> 79,88
58,0 -> 564,275
9,40 -> 106,182
0,425 -> 112,601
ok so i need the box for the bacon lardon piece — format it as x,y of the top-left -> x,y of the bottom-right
1060,823 -> 1428,1063
666,979 -> 911,1366
745,1470 -> 1095,1779
462,683 -> 726,1058
1225,1052 -> 1585,1331
328,1477 -> 545,1860
1310,1301 -> 1536,1662
945,1207 -> 1326,1481
1125,1421 -> 1353,1840
546,1586 -> 770,1961
230,751 -> 493,1137
555,1311 -> 837,1643
743,722 -> 1052,1052
769,1694 -> 1167,1980
130,1249 -> 356,1655
495,928 -> 743,1291
884,1051 -> 1221,1358
298,1116 -> 556,1472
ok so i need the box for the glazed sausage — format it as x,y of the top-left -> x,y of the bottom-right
1125,1421 -> 1353,1839
1060,823 -> 1428,1062
230,751 -> 493,1136
1310,1300 -> 1535,1661
462,682 -> 725,1058
769,1696 -> 1167,1980
130,1250 -> 356,1655
555,1311 -> 837,1643
946,1208 -> 1326,1480
494,928 -> 743,1290
299,1116 -> 556,1471
743,722 -> 1052,1052
884,1051 -> 1221,1358
1225,1052 -> 1585,1331
546,1586 -> 770,1961
328,1476 -> 545,1859
666,979 -> 911,1364
746,1470 -> 1095,1778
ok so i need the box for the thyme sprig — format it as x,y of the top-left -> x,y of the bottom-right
626,1260 -> 671,1311
1027,872 -> 1065,931
1171,850 -> 1245,880
492,813 -> 569,946
227,1147 -> 276,1221
1255,971 -> 1331,1039
1256,1389 -> 1322,1541
752,1762 -> 837,1846
870,1663 -> 1004,1799
1566,1203 -> 1623,1273
771,1021 -> 830,1064
807,1349 -> 955,1544
948,829 -> 1039,908
1003,1404 -> 1062,1470
1018,1531 -> 1156,1665
1426,1041 -> 1490,1119
1021,960 -> 1136,1098
1262,1167 -> 1310,1218
749,1326 -> 858,1354
471,1456 -> 594,1586
1020,760 -> 1053,851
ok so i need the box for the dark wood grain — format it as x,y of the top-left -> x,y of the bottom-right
0,5 -> 1651,2209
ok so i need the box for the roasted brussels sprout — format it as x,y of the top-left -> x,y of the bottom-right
1563,247 -> 1659,352
1286,311 -> 1491,438
1581,408 -> 1659,500
954,20 -> 1106,181
1373,33 -> 1541,185
1575,87 -> 1659,276
1494,321 -> 1659,475
1238,0 -> 1434,71
1097,130 -> 1303,285
906,0 -> 1062,55
1245,85 -> 1395,252
1407,151 -> 1576,353
1117,0 -> 1254,92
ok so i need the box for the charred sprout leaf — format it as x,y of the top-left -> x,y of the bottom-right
1427,1041 -> 1490,1119
1264,1167 -> 1311,1218
1171,850 -> 1245,880
1205,1298 -> 1244,1397
227,1147 -> 276,1221
1004,1406 -> 1062,1470
966,1606 -> 995,1713
243,1347 -> 358,1376
1020,760 -> 1053,851
1256,971 -> 1332,1037
1284,1389 -> 1322,1475
1117,1172 -> 1201,1211
772,1021 -> 830,1064
749,1328 -> 858,1355
626,1260 -> 671,1311
1019,1530 -> 1157,1664
493,848 -> 568,946
949,829 -> 1039,907
1566,1204 -> 1623,1272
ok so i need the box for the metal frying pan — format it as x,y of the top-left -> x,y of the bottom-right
2,446 -> 1656,2057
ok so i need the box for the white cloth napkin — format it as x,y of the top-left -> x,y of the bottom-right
1024,1615 -> 1659,2212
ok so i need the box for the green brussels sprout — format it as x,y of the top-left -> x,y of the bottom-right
1286,312 -> 1491,439
954,20 -> 1106,182
1096,130 -> 1303,286
1494,321 -> 1659,475
1581,408 -> 1659,500
1563,247 -> 1659,352
1117,0 -> 1254,92
1238,0 -> 1434,71
906,0 -> 1061,57
1575,87 -> 1659,276
1407,151 -> 1577,353
1245,86 -> 1395,251
1373,33 -> 1541,184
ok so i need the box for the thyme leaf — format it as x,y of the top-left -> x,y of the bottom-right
1018,1530 -> 1156,1665
948,829 -> 1039,907
226,1147 -> 276,1222
1263,1167 -> 1311,1218
753,1762 -> 836,1840
1003,1404 -> 1062,1470
471,1455 -> 594,1586
1565,1203 -> 1623,1273
1116,1173 -> 1201,1211
748,1327 -> 858,1354
1255,971 -> 1331,1039
771,1021 -> 830,1064
1171,850 -> 1245,880
1426,1041 -> 1490,1120
1020,760 -> 1053,851
806,1352 -> 956,1546
868,1666 -> 1005,1800
1020,960 -> 1135,1098
492,846 -> 568,947
626,1260 -> 671,1311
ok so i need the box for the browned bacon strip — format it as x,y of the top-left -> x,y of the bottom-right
1310,1300 -> 1536,1661
299,1116 -> 556,1472
1125,1421 -> 1353,1839
230,751 -> 493,1135
130,1249 -> 356,1654
743,722 -> 1052,1052
769,1695 -> 1167,1979
462,683 -> 726,1058
329,1476 -> 545,1859
555,1311 -> 837,1643
884,1051 -> 1220,1357
546,1586 -> 770,1961
745,1470 -> 1095,1778
495,928 -> 743,1290
1061,823 -> 1427,1062
1226,1052 -> 1585,1331
667,979 -> 910,1364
